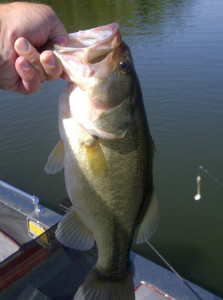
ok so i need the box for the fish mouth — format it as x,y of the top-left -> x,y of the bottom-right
54,23 -> 121,64
52,23 -> 122,89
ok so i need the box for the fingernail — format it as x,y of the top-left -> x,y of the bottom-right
18,38 -> 29,52
47,54 -> 56,66
22,59 -> 30,69
52,36 -> 68,46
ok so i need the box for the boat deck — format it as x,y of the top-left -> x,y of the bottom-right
1,240 -> 220,300
0,181 -> 221,300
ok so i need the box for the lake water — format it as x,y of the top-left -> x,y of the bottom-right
0,0 -> 223,297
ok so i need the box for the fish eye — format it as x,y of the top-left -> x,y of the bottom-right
119,60 -> 131,73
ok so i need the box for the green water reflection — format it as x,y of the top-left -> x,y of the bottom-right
41,0 -> 183,31
0,0 -> 187,33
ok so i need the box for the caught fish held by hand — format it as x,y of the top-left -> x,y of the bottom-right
45,23 -> 159,300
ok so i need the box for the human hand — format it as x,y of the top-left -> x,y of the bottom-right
0,2 -> 68,94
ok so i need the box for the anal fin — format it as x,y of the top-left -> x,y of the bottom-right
134,192 -> 159,244
56,209 -> 95,250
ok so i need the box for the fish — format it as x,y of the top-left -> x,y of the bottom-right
44,23 -> 159,300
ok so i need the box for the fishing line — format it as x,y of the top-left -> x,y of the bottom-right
146,240 -> 203,300
194,165 -> 223,201
144,167 -> 222,297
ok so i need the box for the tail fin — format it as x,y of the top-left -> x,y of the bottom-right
73,267 -> 135,300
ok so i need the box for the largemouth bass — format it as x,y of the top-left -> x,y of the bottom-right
45,23 -> 159,300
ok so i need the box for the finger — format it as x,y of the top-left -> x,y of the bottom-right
14,37 -> 47,82
15,56 -> 41,94
61,72 -> 72,82
40,50 -> 63,81
51,35 -> 68,47
47,10 -> 68,47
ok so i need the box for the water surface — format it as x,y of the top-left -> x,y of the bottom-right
0,0 -> 222,297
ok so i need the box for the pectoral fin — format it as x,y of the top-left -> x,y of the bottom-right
56,209 -> 95,250
44,140 -> 64,174
84,140 -> 107,177
134,192 -> 159,244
